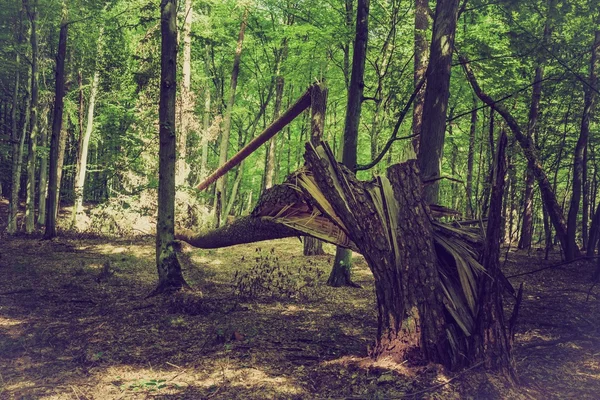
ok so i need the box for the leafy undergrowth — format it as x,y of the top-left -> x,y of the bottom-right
0,204 -> 599,399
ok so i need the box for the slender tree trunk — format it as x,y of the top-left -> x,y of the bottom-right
412,0 -> 429,154
176,0 -> 192,185
153,0 -> 189,295
265,42 -> 287,190
466,97 -> 477,218
214,8 -> 248,227
417,0 -> 460,204
583,146 -> 589,247
567,28 -> 598,260
328,0 -> 369,288
36,103 -> 48,226
7,45 -> 22,234
24,0 -> 38,233
44,8 -> 68,240
200,44 -> 210,182
71,34 -> 101,227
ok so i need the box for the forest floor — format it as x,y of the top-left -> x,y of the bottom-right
0,199 -> 599,399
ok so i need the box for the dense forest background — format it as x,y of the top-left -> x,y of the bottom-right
0,0 -> 597,251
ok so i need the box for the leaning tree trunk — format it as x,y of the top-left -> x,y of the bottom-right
36,103 -> 48,226
44,11 -> 68,240
153,0 -> 189,295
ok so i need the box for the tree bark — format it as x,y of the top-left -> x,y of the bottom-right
43,8 -> 68,240
466,97 -> 477,218
417,0 -> 460,204
153,0 -> 189,295
412,0 -> 429,154
36,102 -> 48,226
214,8 -> 248,227
7,37 -> 23,234
176,0 -> 192,186
567,28 -> 599,260
24,0 -> 38,233
200,43 -> 210,182
329,0 -> 369,288
473,129 -> 516,379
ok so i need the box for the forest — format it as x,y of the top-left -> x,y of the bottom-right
0,0 -> 599,398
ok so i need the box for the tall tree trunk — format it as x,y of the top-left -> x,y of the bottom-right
44,7 -> 68,240
265,42 -> 287,190
328,0 -> 369,288
7,40 -> 22,234
567,28 -> 599,260
24,0 -> 38,233
474,129 -> 517,379
36,103 -> 48,226
466,97 -> 477,218
214,8 -> 248,227
460,53 -> 573,258
176,0 -> 192,185
200,43 -> 210,182
71,33 -> 101,227
417,0 -> 460,204
412,0 -> 429,154
153,0 -> 189,295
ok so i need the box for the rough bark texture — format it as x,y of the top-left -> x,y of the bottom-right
44,11 -> 68,240
473,129 -> 516,380
24,0 -> 38,233
329,0 -> 369,287
567,28 -> 598,260
412,0 -> 429,154
214,8 -> 248,227
461,53 -> 572,258
417,0 -> 460,204
153,0 -> 189,295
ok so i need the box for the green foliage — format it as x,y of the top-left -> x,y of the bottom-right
233,247 -> 324,301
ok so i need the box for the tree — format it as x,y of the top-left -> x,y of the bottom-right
411,0 -> 429,154
417,0 -> 460,204
176,0 -> 193,186
214,7 -> 248,228
44,4 -> 68,240
328,0 -> 369,288
24,0 -> 38,234
153,0 -> 189,295
72,30 -> 103,227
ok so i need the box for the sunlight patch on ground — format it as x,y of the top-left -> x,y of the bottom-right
323,355 -> 416,377
194,364 -> 304,395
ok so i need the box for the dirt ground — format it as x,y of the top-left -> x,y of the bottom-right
0,201 -> 599,399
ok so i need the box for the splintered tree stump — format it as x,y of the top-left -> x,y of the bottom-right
302,142 -> 452,366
